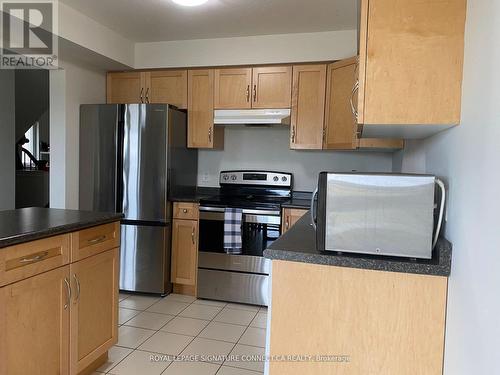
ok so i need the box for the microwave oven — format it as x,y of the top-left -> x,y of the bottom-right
311,173 -> 445,259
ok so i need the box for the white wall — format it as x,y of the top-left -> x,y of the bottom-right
135,30 -> 356,69
50,58 -> 106,209
58,2 -> 135,67
198,127 -> 393,191
393,1 -> 500,373
0,71 -> 16,210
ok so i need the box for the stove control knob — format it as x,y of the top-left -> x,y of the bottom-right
231,175 -> 237,181
223,175 -> 229,181
273,176 -> 279,182
282,176 -> 288,182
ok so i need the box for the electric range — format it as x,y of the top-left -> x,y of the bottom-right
197,170 -> 293,306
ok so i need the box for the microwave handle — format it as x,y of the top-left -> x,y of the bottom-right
310,187 -> 318,230
433,178 -> 446,249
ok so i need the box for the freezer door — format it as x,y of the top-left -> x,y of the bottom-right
121,104 -> 169,222
79,104 -> 120,212
120,224 -> 172,294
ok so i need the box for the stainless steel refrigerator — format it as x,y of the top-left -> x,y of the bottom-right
79,104 -> 198,295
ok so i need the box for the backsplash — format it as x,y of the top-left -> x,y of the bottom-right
197,126 -> 394,191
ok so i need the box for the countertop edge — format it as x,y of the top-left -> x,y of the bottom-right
263,247 -> 452,277
264,214 -> 452,277
0,213 -> 123,249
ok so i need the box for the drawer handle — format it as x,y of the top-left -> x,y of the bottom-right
73,274 -> 81,302
19,251 -> 49,264
64,277 -> 72,310
87,235 -> 106,245
183,209 -> 188,213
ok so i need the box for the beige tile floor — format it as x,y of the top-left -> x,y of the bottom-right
94,293 -> 267,375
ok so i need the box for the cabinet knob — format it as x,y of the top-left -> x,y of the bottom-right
183,209 -> 188,213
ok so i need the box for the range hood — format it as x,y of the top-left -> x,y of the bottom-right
214,109 -> 291,126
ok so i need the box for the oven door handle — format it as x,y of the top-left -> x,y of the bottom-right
199,210 -> 281,225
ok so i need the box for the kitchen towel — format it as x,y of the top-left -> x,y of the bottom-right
224,207 -> 243,254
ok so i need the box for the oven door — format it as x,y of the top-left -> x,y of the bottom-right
198,207 -> 280,274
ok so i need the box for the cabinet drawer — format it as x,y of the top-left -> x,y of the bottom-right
0,234 -> 71,287
71,222 -> 120,262
173,202 -> 199,220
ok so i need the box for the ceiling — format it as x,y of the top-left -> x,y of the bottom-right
59,0 -> 357,43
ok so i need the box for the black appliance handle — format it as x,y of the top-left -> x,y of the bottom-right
310,187 -> 318,230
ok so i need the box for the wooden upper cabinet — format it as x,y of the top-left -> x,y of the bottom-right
0,266 -> 70,375
290,64 -> 326,150
187,69 -> 223,149
107,72 -> 145,104
324,58 -> 358,150
358,0 -> 466,132
171,219 -> 198,286
214,68 -> 252,109
70,248 -> 119,375
252,66 -> 292,108
148,70 -> 188,108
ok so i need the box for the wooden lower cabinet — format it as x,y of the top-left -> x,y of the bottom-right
70,248 -> 119,374
171,219 -> 198,289
0,222 -> 120,375
281,208 -> 308,234
0,265 -> 70,375
269,260 -> 448,375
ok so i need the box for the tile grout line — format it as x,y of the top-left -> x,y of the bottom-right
113,294 -> 265,374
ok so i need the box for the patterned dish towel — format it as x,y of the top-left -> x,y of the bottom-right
224,208 -> 243,254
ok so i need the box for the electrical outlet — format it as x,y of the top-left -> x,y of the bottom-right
201,172 -> 210,183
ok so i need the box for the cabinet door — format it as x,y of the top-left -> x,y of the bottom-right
281,208 -> 308,234
107,72 -> 145,104
323,58 -> 358,150
70,249 -> 119,375
290,65 -> 326,149
269,261 -> 448,375
214,68 -> 252,109
252,66 -> 292,108
0,266 -> 70,375
148,70 -> 188,108
188,69 -> 222,148
358,0 -> 466,125
171,219 -> 198,286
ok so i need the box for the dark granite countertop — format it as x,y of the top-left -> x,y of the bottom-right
0,207 -> 124,249
264,213 -> 452,277
281,198 -> 311,209
169,187 -> 220,203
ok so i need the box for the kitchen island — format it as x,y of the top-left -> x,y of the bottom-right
263,213 -> 451,375
0,207 -> 123,375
